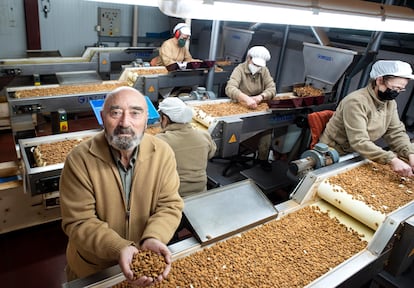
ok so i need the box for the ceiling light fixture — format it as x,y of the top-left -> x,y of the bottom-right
85,0 -> 158,7
158,0 -> 414,34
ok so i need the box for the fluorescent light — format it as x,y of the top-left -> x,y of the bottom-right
85,0 -> 158,7
158,0 -> 414,34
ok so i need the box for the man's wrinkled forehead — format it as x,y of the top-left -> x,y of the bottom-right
105,91 -> 147,111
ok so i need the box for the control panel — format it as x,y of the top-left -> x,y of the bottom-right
98,7 -> 121,37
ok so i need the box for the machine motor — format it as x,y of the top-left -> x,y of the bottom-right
289,142 -> 340,178
178,86 -> 216,102
190,87 -> 215,100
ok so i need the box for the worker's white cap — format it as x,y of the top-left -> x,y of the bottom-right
158,97 -> 193,123
247,46 -> 271,67
370,60 -> 414,80
173,23 -> 191,36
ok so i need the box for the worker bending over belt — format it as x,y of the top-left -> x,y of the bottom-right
225,46 -> 276,171
157,97 -> 217,198
320,60 -> 414,177
156,23 -> 198,67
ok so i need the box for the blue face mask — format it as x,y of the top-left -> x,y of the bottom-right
178,38 -> 187,48
378,88 -> 399,101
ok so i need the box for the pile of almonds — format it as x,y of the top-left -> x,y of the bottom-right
193,102 -> 268,117
33,138 -> 90,166
293,85 -> 323,97
326,162 -> 414,214
130,250 -> 166,281
14,81 -> 128,98
113,206 -> 366,288
111,162 -> 414,288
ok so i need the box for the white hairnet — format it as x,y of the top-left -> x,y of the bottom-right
173,23 -> 191,36
247,46 -> 271,67
370,60 -> 414,80
158,97 -> 193,123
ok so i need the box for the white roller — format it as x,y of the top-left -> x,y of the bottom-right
317,181 -> 386,231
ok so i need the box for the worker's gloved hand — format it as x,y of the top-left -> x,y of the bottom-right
390,157 -> 414,177
177,62 -> 187,70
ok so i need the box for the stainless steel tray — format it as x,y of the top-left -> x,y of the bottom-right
184,179 -> 278,245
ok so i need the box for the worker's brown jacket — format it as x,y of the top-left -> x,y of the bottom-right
320,84 -> 414,164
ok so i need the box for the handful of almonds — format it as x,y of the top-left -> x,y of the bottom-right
130,250 -> 166,280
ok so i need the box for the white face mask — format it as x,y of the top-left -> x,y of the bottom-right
248,63 -> 261,75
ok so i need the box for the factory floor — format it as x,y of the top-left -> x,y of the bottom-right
0,220 -> 68,288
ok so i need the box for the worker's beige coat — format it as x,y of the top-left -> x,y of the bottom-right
225,61 -> 276,101
60,131 -> 183,279
156,37 -> 193,66
156,123 -> 217,198
320,84 -> 414,163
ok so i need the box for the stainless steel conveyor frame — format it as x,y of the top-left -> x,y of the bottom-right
62,156 -> 414,288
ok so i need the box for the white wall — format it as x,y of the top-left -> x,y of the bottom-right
0,0 -> 170,58
0,0 -> 27,58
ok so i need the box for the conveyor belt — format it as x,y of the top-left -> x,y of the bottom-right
317,181 -> 385,231
19,129 -> 101,195
62,154 -> 414,288
316,160 -> 414,231
186,99 -> 297,158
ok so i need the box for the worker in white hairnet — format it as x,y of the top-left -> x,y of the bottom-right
157,97 -> 217,198
320,60 -> 414,177
155,23 -> 199,67
225,46 -> 276,171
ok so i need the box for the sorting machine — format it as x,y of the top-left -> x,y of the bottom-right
8,43 -> 354,162
1,62 -> 231,232
2,47 -> 155,140
295,42 -> 358,99
5,62 -> 230,142
182,42 -> 359,159
119,64 -> 231,102
188,98 -> 299,158
18,129 -> 101,199
62,156 -> 414,288
5,80 -> 122,140
0,46 -> 156,85
4,42 -> 412,285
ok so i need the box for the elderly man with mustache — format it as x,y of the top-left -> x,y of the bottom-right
60,86 -> 183,287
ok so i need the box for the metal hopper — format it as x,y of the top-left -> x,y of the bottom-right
302,42 -> 358,94
272,42 -> 358,109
